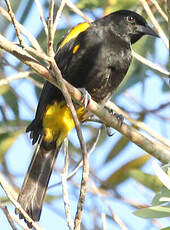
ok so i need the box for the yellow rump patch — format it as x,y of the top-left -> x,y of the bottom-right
43,102 -> 86,146
57,22 -> 90,53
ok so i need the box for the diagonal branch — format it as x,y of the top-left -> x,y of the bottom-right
0,6 -> 43,51
139,0 -> 168,48
0,173 -> 43,230
132,50 -> 169,77
4,0 -> 25,48
0,33 -> 170,164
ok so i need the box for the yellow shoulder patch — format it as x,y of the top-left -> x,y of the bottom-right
57,22 -> 90,53
73,44 -> 80,54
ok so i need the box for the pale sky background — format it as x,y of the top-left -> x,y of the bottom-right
0,1 -> 169,229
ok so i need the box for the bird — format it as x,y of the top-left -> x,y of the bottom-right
16,10 -> 158,227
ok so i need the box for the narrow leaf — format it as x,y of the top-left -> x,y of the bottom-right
129,169 -> 162,192
133,204 -> 170,219
101,154 -> 150,189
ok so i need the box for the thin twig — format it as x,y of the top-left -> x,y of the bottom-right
0,173 -> 44,230
66,0 -> 92,22
27,75 -> 43,88
4,0 -> 25,48
50,58 -> 89,230
0,6 -> 43,51
10,213 -> 31,230
149,102 -> 170,113
0,71 -> 31,86
106,101 -> 170,148
34,0 -> 48,35
139,0 -> 168,48
53,0 -> 67,34
132,50 -> 169,77
0,201 -> 18,230
25,45 -> 51,63
49,128 -> 101,189
62,139 -> 74,230
90,179 -> 128,230
48,0 -> 55,57
150,0 -> 168,21
101,213 -> 107,230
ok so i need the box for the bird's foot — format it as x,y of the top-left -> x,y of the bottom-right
78,88 -> 91,108
104,106 -> 124,126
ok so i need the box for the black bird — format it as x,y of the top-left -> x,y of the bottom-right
16,10 -> 158,227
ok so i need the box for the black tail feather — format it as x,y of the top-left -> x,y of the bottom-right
16,140 -> 60,227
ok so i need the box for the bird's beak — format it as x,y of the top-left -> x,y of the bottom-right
136,24 -> 159,37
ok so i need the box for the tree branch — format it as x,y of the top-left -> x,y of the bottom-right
5,0 -> 25,48
0,33 -> 170,164
139,0 -> 168,48
0,6 -> 42,51
0,173 -> 43,230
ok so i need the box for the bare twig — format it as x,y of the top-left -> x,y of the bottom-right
106,101 -> 170,148
66,0 -> 92,23
27,75 -> 43,88
0,173 -> 43,230
139,0 -> 168,48
62,139 -> 74,230
50,58 -> 89,230
34,0 -> 48,35
4,0 -> 25,48
150,0 -> 168,21
0,6 -> 43,51
0,201 -> 18,230
53,0 -> 67,34
90,179 -> 128,230
101,213 -> 107,230
10,213 -> 31,230
49,128 -> 101,189
24,46 -> 51,63
0,71 -> 31,86
48,0 -> 55,57
149,102 -> 170,113
132,50 -> 169,77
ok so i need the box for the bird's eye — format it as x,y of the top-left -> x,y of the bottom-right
127,16 -> 135,23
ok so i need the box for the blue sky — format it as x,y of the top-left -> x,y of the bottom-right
0,1 -> 169,230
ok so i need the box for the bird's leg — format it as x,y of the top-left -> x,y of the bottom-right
105,126 -> 115,136
78,88 -> 91,108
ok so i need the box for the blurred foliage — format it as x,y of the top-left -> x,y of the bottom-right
101,154 -> 150,189
0,0 -> 169,229
134,165 -> 170,221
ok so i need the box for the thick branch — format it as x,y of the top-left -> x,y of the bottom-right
0,34 -> 170,164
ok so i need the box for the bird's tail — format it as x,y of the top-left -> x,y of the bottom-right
16,139 -> 60,227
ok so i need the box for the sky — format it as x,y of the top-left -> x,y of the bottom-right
0,1 -> 169,230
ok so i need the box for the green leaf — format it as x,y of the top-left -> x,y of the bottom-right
0,119 -> 29,133
76,0 -> 106,10
105,136 -> 129,163
45,195 -> 58,204
152,188 -> 170,206
0,130 -> 22,162
0,85 -> 19,118
129,169 -> 162,192
161,227 -> 170,230
101,154 -> 150,189
133,204 -> 170,219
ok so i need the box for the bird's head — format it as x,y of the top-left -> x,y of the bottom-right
107,10 -> 159,44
